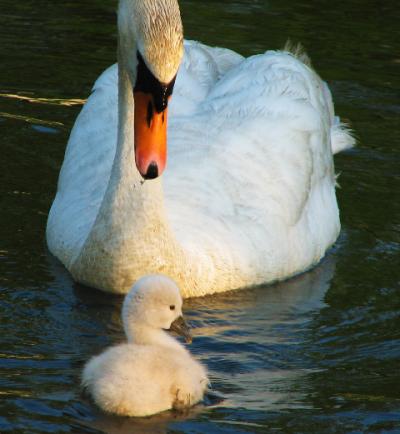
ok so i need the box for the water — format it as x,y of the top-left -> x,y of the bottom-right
1,0 -> 399,432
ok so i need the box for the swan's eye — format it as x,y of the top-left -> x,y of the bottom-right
169,305 -> 175,311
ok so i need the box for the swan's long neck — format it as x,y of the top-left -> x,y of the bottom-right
70,8 -> 186,293
111,43 -> 144,189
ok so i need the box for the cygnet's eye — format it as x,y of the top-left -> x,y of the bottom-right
169,305 -> 175,311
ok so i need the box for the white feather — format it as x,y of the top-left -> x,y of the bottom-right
47,40 -> 354,297
82,275 -> 208,416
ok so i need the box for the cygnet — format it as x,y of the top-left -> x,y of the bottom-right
82,274 -> 209,417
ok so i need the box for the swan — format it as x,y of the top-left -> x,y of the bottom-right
46,0 -> 355,297
82,274 -> 208,417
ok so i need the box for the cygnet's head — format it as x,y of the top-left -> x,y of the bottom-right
122,275 -> 192,343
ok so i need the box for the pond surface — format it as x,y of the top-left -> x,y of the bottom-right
1,0 -> 399,432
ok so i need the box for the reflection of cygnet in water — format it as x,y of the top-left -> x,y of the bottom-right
82,275 -> 209,417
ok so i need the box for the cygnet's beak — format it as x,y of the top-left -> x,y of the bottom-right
169,316 -> 192,344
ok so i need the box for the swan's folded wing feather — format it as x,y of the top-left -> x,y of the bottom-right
168,51 -> 332,228
165,51 -> 339,277
170,40 -> 244,117
46,65 -> 119,267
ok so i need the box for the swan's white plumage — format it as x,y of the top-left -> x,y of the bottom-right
47,40 -> 354,297
82,275 -> 208,417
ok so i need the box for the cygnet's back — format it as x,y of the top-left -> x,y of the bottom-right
82,275 -> 209,417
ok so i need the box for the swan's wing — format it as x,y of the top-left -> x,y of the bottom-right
168,51 -> 331,224
46,65 -> 119,267
165,50 -> 341,273
170,40 -> 244,117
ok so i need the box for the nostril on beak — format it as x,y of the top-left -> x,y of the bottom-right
144,161 -> 159,180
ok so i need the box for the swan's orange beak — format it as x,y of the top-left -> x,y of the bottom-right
134,91 -> 169,179
133,52 -> 177,180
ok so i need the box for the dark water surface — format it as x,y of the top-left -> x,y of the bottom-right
1,0 -> 399,432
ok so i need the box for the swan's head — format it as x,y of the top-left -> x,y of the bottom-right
122,274 -> 192,343
119,0 -> 184,180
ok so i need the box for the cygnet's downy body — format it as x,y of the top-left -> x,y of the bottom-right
82,275 -> 209,417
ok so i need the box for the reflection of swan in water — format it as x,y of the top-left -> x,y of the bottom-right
186,252 -> 335,334
184,253 -> 337,412
75,254 -> 337,432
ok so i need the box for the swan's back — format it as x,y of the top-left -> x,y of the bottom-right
165,48 -> 351,285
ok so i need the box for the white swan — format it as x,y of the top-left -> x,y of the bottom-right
82,275 -> 208,417
46,0 -> 354,297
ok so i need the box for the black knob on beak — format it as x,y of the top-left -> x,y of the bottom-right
144,161 -> 159,180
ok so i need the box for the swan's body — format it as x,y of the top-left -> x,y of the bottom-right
46,0 -> 354,297
82,275 -> 208,417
